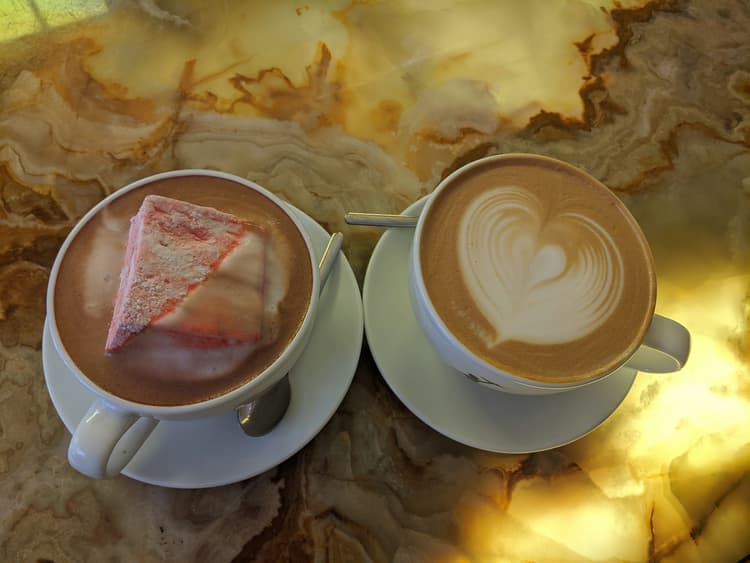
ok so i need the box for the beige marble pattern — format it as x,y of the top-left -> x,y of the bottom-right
1,0 -> 749,561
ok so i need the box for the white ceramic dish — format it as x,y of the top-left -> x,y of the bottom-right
363,198 -> 636,453
43,206 -> 363,488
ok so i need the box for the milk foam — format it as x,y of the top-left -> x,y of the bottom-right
81,206 -> 129,318
111,330 -> 257,380
457,185 -> 625,346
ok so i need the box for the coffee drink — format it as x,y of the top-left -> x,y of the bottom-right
54,175 -> 313,406
419,155 -> 656,382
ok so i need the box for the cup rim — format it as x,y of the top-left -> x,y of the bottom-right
46,169 -> 320,416
410,152 -> 657,387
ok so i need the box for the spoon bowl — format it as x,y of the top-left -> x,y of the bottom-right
235,375 -> 291,437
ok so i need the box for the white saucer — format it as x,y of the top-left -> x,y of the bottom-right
43,207 -> 363,488
363,199 -> 636,453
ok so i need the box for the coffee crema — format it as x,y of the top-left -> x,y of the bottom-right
419,155 -> 656,382
54,175 -> 313,406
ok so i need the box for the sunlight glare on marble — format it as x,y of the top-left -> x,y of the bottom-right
625,275 -> 750,460
0,0 -> 108,43
0,1 -> 40,43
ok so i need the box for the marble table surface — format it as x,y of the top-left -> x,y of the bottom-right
1,1 -> 749,561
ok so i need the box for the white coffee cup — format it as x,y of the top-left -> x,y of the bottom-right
409,154 -> 690,395
46,170 -> 320,478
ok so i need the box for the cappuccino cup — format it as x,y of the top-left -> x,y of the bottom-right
409,154 -> 690,395
47,170 -> 320,478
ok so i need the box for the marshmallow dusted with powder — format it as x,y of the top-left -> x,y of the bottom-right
106,195 -> 269,352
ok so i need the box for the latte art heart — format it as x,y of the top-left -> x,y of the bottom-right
457,185 -> 625,346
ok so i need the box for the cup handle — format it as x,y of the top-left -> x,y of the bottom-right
68,398 -> 158,479
624,314 -> 690,373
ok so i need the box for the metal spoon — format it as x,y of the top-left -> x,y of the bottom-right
236,232 -> 344,436
344,212 -> 418,228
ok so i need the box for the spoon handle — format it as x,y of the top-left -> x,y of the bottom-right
344,212 -> 418,228
318,232 -> 344,289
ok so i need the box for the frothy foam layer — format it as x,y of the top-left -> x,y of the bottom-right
457,185 -> 625,346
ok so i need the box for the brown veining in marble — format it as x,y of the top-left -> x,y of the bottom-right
1,0 -> 749,561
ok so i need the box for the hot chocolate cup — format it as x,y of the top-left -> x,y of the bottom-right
409,154 -> 690,395
47,170 -> 320,478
